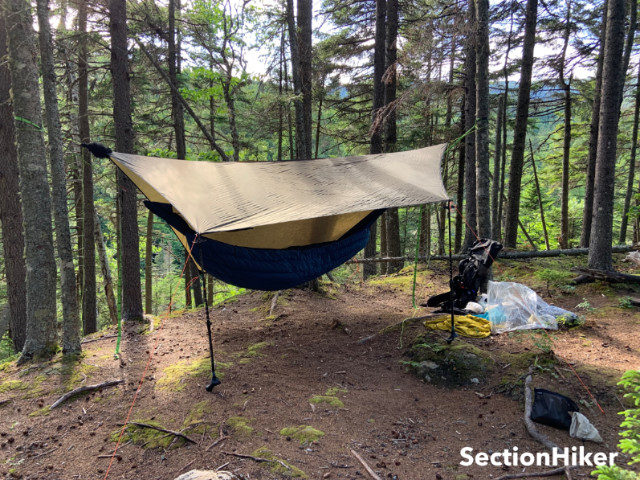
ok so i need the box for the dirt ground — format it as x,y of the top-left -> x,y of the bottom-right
0,257 -> 639,480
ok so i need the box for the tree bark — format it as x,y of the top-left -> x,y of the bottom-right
297,0 -> 313,161
0,11 -> 27,352
474,0 -> 491,238
145,211 -> 153,315
168,0 -> 186,161
36,0 -> 81,352
110,0 -> 143,322
581,0 -> 608,247
383,0 -> 403,273
94,211 -> 118,326
462,0 -> 477,251
504,0 -> 538,248
4,0 -> 58,360
79,0 -> 97,335
588,0 -> 627,271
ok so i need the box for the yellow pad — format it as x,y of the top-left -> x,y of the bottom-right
425,314 -> 491,338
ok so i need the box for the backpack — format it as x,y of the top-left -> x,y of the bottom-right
424,238 -> 503,310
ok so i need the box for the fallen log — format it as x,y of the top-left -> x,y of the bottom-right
347,245 -> 635,264
50,379 -> 123,409
571,267 -> 640,283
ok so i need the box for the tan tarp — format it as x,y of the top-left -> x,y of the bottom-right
110,144 -> 449,249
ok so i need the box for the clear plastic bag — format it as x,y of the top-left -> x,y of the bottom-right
485,281 -> 576,334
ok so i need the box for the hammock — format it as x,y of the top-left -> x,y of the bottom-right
94,143 -> 449,290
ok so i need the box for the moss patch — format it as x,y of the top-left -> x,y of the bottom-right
226,416 -> 254,436
369,270 -> 434,294
325,386 -> 347,396
405,336 -> 494,386
309,395 -> 344,408
29,406 -> 51,417
0,380 -> 27,394
110,419 -> 187,449
279,425 -> 325,444
252,446 -> 307,478
157,357 -> 230,392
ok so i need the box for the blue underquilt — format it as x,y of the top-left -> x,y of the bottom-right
145,202 -> 381,291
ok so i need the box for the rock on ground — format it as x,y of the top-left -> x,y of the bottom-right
174,470 -> 239,480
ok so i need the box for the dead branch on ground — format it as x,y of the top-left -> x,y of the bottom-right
50,379 -> 123,409
350,448 -> 383,480
127,422 -> 197,444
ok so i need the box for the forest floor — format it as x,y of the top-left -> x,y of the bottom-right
0,255 -> 639,480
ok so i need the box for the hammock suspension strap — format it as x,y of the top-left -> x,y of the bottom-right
197,237 -> 221,391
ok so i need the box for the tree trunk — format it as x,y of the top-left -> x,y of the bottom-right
383,0 -> 403,273
110,0 -> 143,322
559,1 -> 572,249
185,254 -> 193,309
380,214 -> 387,274
79,0 -> 97,335
297,0 -> 313,160
168,0 -> 186,161
491,96 -> 503,239
504,0 -> 538,248
474,0 -> 491,238
462,0 -> 477,251
581,0 -> 608,247
419,205 -> 431,256
94,211 -> 118,326
277,28 -> 284,162
36,0 -> 81,352
190,261 -> 203,307
588,0 -> 627,271
364,0 -> 387,279
286,0 -> 303,160
145,211 -> 153,315
621,62 -> 640,243
369,0 -> 386,156
314,81 -> 324,158
455,110 -> 465,252
498,14 -> 513,243
530,140 -> 550,250
0,12 -> 27,352
5,0 -> 58,360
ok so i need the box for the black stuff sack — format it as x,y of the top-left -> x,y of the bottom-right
530,388 -> 579,430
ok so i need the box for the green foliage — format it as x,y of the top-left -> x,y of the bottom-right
593,370 -> 640,479
0,333 -> 17,364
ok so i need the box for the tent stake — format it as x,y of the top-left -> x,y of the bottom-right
197,239 -> 221,391
446,201 -> 457,344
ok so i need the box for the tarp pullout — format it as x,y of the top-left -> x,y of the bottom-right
110,144 -> 449,290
